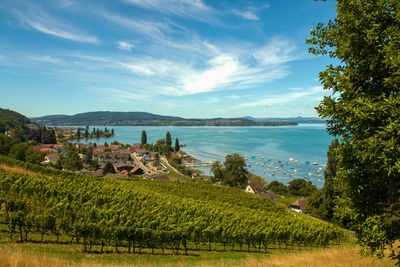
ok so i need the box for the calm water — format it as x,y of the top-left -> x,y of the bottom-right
75,124 -> 332,187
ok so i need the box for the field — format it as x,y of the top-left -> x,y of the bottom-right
0,241 -> 396,267
0,156 -> 396,266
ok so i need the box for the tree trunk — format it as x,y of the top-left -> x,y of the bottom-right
101,241 -> 104,253
19,225 -> 23,242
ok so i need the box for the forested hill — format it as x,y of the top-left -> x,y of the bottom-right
0,108 -> 34,138
32,111 -> 297,126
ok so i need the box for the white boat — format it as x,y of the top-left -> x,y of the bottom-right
308,173 -> 313,176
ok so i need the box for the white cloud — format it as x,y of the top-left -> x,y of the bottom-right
29,55 -> 62,63
91,87 -> 151,102
102,12 -> 168,40
114,37 -> 298,97
232,10 -> 259,21
181,55 -> 239,94
123,0 -> 211,16
10,4 -> 98,44
0,54 -> 5,61
232,4 -> 269,21
229,86 -> 324,110
117,41 -> 134,52
253,39 -> 298,65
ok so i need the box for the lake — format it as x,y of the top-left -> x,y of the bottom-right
75,124 -> 332,187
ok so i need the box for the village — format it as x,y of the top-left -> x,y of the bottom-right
31,138 -> 299,208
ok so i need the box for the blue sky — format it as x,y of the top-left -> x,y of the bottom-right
0,0 -> 337,118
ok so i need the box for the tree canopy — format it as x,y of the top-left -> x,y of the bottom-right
307,0 -> 400,260
141,130 -> 147,145
211,154 -> 248,187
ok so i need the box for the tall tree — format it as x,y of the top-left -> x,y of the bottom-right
141,130 -> 147,145
307,0 -> 400,260
223,154 -> 248,187
41,128 -> 56,144
103,162 -> 115,175
174,138 -> 180,152
63,150 -> 82,171
166,131 -> 172,147
211,161 -> 224,184
322,138 -> 339,221
76,128 -> 81,139
84,126 -> 89,139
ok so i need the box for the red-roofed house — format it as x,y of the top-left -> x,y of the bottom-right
245,181 -> 263,194
289,198 -> 308,213
40,148 -> 54,153
45,153 -> 59,163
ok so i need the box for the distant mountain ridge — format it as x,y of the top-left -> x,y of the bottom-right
242,116 -> 325,124
31,111 -> 298,126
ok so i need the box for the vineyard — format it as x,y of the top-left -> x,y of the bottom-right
0,156 -> 345,255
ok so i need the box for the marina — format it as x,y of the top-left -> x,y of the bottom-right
74,124 -> 331,187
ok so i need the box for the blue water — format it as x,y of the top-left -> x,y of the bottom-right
75,124 -> 332,187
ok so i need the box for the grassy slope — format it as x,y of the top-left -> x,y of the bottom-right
0,160 -> 395,266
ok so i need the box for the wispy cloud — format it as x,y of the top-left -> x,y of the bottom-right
123,0 -> 211,17
232,10 -> 259,21
117,41 -> 134,52
90,87 -> 151,102
253,39 -> 298,65
9,4 -> 98,44
29,55 -> 62,64
228,86 -> 324,110
232,3 -> 269,21
113,37 -> 299,97
102,11 -> 169,40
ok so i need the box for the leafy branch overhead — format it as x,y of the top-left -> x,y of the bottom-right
307,0 -> 400,261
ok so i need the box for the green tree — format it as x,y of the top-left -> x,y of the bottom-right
267,181 -> 288,195
175,138 -> 180,152
103,162 -> 115,175
307,0 -> 400,260
8,143 -> 43,164
223,154 -> 248,187
0,134 -> 17,155
288,179 -> 316,197
322,138 -> 339,221
41,128 -> 56,144
84,126 -> 89,139
141,130 -> 147,145
63,150 -> 82,171
166,131 -> 172,147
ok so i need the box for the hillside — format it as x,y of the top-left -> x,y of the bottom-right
0,108 -> 34,139
32,111 -> 297,126
0,156 -> 343,256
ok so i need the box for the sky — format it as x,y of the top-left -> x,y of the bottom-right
0,0 -> 337,118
